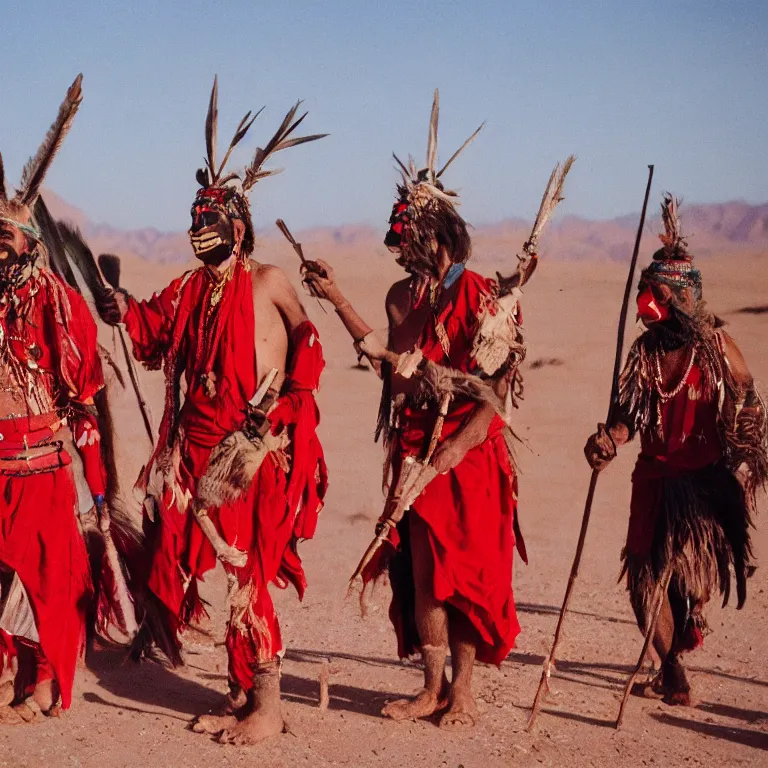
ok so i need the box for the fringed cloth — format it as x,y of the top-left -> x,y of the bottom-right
618,319 -> 768,509
623,460 -> 752,652
364,269 -> 526,666
618,317 -> 767,652
124,265 -> 326,689
0,426 -> 91,709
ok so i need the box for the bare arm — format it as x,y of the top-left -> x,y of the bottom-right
301,259 -> 373,343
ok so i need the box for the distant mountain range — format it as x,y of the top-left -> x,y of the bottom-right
43,190 -> 768,267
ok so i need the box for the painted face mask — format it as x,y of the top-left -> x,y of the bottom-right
636,285 -> 670,324
384,201 -> 409,249
189,188 -> 238,265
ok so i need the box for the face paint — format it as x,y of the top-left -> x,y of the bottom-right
636,285 -> 670,325
188,202 -> 235,265
384,201 -> 409,249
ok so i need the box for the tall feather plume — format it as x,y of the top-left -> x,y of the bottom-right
527,154 -> 576,251
242,101 -> 327,192
216,106 -> 264,179
426,89 -> 440,181
436,122 -> 485,179
0,152 -> 7,202
497,155 -> 576,293
205,76 -> 219,183
658,192 -> 689,259
392,152 -> 411,181
17,74 -> 83,206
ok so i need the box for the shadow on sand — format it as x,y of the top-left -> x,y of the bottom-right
649,712 -> 768,750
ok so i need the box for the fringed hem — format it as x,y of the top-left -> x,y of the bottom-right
622,463 -> 753,641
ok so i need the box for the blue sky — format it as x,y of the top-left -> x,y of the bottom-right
1,1 -> 766,232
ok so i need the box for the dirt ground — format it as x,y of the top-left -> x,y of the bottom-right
1,249 -> 766,767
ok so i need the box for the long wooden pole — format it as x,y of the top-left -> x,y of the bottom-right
526,165 -> 655,731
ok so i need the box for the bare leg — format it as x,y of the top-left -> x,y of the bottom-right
382,513 -> 450,721
32,677 -> 60,716
440,609 -> 478,729
635,589 -> 691,705
217,661 -> 286,746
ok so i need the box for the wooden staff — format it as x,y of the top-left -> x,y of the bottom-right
615,564 -> 672,728
97,254 -> 155,442
526,165 -> 655,731
275,218 -> 327,312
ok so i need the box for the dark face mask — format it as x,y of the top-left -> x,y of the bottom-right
0,222 -> 30,271
188,206 -> 235,266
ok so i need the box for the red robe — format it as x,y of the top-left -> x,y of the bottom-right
124,260 -> 326,688
0,269 -> 104,709
373,269 -> 524,666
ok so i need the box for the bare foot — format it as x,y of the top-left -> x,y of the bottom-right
664,688 -> 692,706
0,680 -> 14,707
381,687 -> 449,721
191,689 -> 247,734
661,660 -> 692,707
0,704 -> 25,725
191,712 -> 237,735
439,688 -> 478,729
632,670 -> 664,700
32,679 -> 59,715
216,705 -> 285,746
11,702 -> 36,723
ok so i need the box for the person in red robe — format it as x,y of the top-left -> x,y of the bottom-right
0,74 -> 116,720
303,91 -> 528,728
585,194 -> 767,705
96,79 -> 326,746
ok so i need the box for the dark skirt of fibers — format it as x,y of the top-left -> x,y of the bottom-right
622,462 -> 753,639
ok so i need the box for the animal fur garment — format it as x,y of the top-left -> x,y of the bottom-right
196,429 -> 289,508
471,291 -> 527,377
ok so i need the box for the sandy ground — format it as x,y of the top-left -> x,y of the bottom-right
1,249 -> 767,767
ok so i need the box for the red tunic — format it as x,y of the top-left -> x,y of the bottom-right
377,269 -> 523,666
124,260 -> 326,686
0,269 -> 104,709
627,361 -> 722,557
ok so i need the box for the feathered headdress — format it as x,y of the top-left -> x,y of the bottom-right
0,74 -> 83,241
385,89 -> 483,267
192,76 -> 327,257
644,193 -> 701,298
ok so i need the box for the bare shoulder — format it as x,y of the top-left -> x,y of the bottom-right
249,260 -> 291,289
385,277 -> 412,322
248,260 -> 307,327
